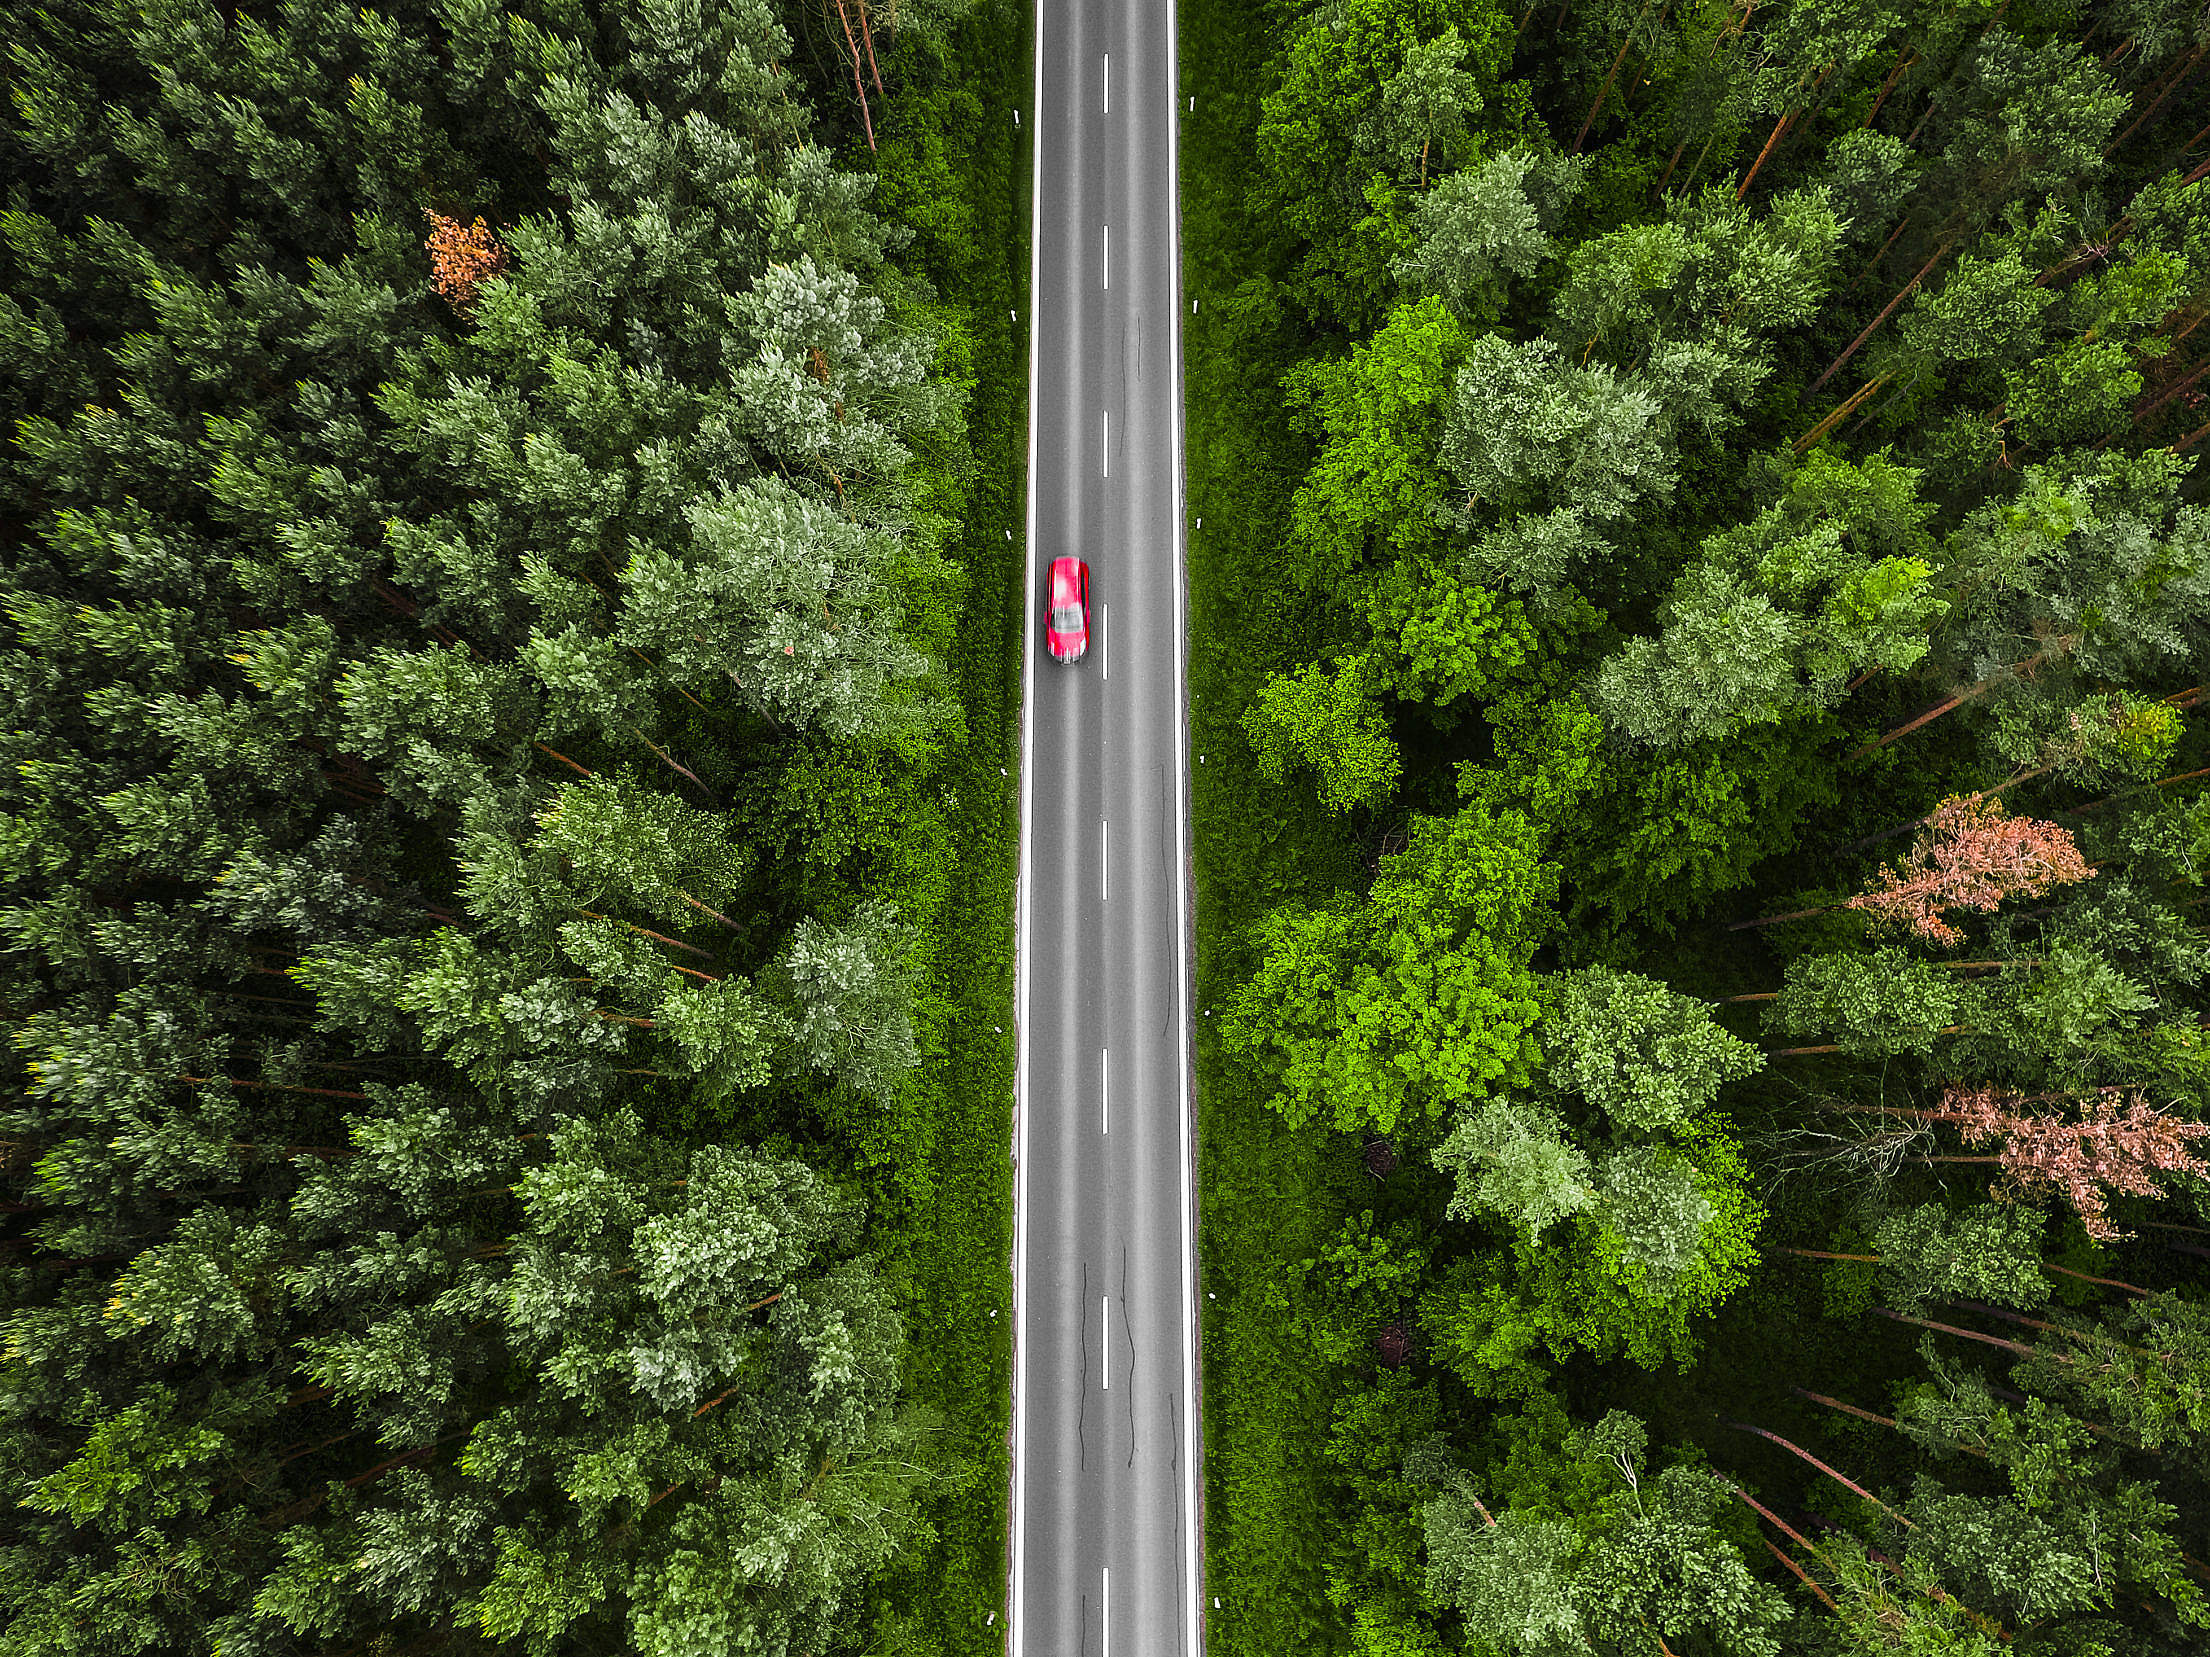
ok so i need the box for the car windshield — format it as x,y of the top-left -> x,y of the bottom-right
1051,604 -> 1083,633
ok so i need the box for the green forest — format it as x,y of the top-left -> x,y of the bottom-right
1181,0 -> 2210,1653
0,0 -> 1029,1651
12,0 -> 2210,1650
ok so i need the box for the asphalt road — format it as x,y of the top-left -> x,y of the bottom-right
1010,0 -> 1201,1653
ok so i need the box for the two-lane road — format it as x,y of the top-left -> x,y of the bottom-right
1011,0 -> 1200,1653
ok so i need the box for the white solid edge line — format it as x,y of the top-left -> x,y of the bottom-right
1008,0 -> 1044,1646
1163,0 -> 1203,1647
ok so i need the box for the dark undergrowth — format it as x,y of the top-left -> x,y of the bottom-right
1179,2 -> 1375,1647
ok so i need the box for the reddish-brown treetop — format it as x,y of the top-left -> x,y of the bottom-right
1934,1085 -> 2210,1240
1847,796 -> 2093,947
425,212 -> 509,314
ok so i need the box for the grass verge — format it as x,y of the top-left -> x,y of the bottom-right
1177,6 -> 1372,1651
853,2 -> 1030,1648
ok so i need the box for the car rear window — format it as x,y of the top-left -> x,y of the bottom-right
1051,604 -> 1083,633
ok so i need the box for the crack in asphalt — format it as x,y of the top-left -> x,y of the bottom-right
1078,1256 -> 1089,1474
1121,1244 -> 1136,1467
1170,1385 -> 1188,1655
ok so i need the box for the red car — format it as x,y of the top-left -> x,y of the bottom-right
1045,556 -> 1090,663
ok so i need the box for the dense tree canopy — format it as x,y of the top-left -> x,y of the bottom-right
0,0 -> 991,1648
1190,0 -> 2210,1649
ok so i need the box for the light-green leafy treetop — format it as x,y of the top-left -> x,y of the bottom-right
1242,653 -> 1403,815
1285,294 -> 1469,588
1225,804 -> 1555,1135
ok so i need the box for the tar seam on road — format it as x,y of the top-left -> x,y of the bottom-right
1171,1383 -> 1188,1619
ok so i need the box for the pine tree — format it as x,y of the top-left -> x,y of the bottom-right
0,0 -> 964,1643
1871,1201 -> 2052,1314
1359,26 -> 1484,187
1423,1412 -> 1792,1657
1435,1100 -> 1596,1236
1769,945 -> 1964,1056
1394,145 -> 1587,314
1592,447 -> 1947,747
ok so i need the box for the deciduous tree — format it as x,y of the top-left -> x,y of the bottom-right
1225,805 -> 1555,1134
1541,966 -> 1766,1133
1243,653 -> 1404,813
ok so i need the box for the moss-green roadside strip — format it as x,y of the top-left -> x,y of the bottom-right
857,2 -> 1032,1648
1177,5 -> 1374,1652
